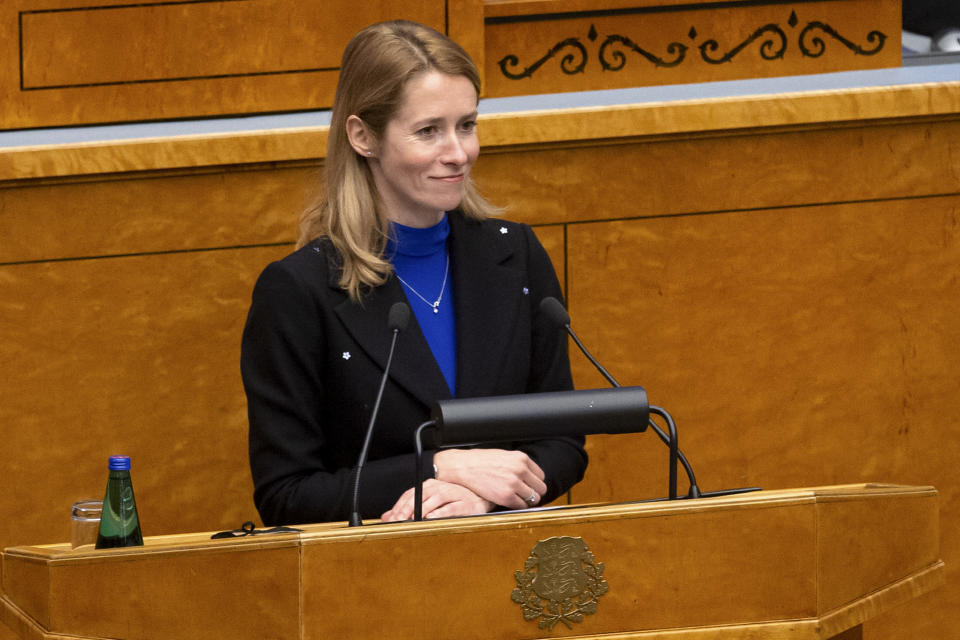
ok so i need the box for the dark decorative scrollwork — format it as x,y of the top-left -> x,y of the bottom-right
598,35 -> 687,71
798,21 -> 887,57
497,38 -> 588,79
699,24 -> 787,64
495,16 -> 889,81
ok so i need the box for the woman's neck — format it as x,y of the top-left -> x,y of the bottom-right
386,209 -> 445,229
387,214 -> 449,258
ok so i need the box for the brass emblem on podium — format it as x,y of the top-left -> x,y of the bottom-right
511,536 -> 608,630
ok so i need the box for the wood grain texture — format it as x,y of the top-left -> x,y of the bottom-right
300,503 -> 819,638
449,0 -> 487,94
0,246 -> 290,553
0,621 -> 16,640
563,196 -> 960,499
1,80 -> 958,640
820,563 -> 944,639
0,128 -> 328,182
531,224 -> 565,293
6,82 -> 960,182
3,538 -> 301,640
0,486 -> 942,640
555,197 -> 959,640
0,555 -> 48,631
0,601 -> 43,640
0,0 -> 901,130
0,163 -> 315,264
817,490 -> 940,613
474,116 -> 960,226
21,3 -> 344,88
0,0 -> 446,129
483,0 -> 836,18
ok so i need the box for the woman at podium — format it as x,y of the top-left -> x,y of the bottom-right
241,20 -> 587,525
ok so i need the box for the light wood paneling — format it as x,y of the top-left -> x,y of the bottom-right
0,127 -> 328,182
5,81 -> 960,184
0,164 -> 315,264
0,0 -> 901,129
0,0 -> 455,130
21,3 -> 346,88
557,195 -> 960,640
564,195 -> 960,500
474,117 -> 960,226
817,490 -> 940,614
3,536 -> 302,639
530,224 -> 565,293
1,80 -> 959,639
300,500 -> 820,637
0,246 -> 290,550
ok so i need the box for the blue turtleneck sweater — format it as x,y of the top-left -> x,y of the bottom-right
386,214 -> 456,395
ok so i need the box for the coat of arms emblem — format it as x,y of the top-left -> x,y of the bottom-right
511,536 -> 608,629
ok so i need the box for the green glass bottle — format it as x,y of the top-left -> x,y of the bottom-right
95,455 -> 143,549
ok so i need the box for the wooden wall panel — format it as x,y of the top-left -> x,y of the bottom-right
0,246 -> 289,550
21,3 -> 346,88
564,195 -> 960,500
473,118 -> 960,226
1,0 -> 900,129
1,81 -> 959,639
0,0 -> 455,130
471,101 -> 959,640
530,223 -> 565,293
0,164 -> 315,264
483,0 -> 900,98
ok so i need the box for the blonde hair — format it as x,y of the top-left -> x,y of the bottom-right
298,20 -> 499,301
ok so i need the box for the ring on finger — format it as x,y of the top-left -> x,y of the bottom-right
526,490 -> 538,505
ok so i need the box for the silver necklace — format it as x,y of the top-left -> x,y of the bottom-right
394,254 -> 449,314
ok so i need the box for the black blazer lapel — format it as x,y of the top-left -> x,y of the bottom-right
330,259 -> 452,409
450,213 -> 527,398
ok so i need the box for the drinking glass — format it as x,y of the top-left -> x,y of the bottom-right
71,499 -> 102,549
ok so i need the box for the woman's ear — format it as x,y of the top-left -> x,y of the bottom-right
345,115 -> 377,158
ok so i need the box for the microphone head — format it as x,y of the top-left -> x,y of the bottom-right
388,302 -> 410,332
539,296 -> 571,328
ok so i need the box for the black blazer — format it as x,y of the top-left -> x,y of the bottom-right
241,211 -> 588,525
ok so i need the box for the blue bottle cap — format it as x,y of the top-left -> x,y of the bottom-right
108,455 -> 131,471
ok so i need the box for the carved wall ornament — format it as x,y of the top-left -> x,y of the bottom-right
511,536 -> 608,630
496,11 -> 888,80
698,23 -> 787,64
798,20 -> 887,57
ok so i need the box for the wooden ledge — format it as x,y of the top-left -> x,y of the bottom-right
3,483 -> 934,556
819,561 -> 946,638
2,81 -> 958,183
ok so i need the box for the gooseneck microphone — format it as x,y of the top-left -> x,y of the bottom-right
539,297 -> 618,387
539,296 -> 701,500
349,302 -> 410,527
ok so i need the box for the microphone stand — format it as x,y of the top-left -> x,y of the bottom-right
413,421 -> 437,522
349,302 -> 409,526
567,320 -> 696,500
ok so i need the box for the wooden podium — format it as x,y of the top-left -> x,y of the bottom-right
0,484 -> 943,639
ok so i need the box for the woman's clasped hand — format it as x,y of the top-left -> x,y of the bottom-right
381,449 -> 548,521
